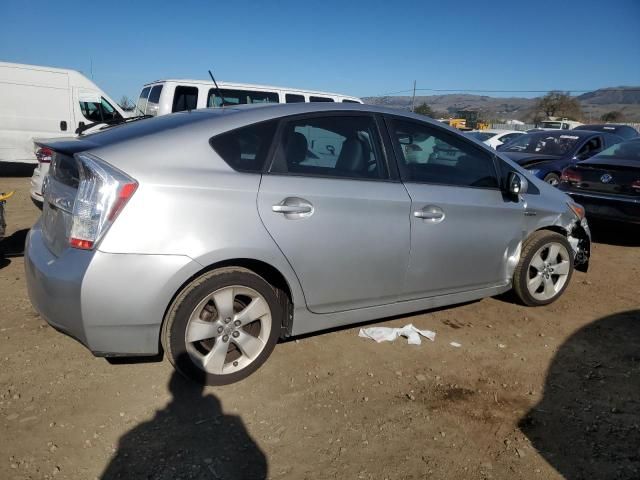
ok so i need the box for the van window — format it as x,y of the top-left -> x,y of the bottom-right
172,86 -> 199,112
79,97 -> 122,123
146,85 -> 163,116
285,93 -> 305,103
136,87 -> 151,115
309,96 -> 334,103
210,120 -> 278,173
341,99 -> 360,103
207,89 -> 279,108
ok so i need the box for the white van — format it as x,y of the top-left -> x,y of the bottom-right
536,119 -> 583,131
0,61 -> 128,168
135,79 -> 362,117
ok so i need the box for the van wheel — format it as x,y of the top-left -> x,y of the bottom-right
162,267 -> 283,385
513,231 -> 574,306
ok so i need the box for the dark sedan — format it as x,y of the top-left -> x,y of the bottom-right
573,124 -> 639,141
558,139 -> 640,224
498,130 -> 623,185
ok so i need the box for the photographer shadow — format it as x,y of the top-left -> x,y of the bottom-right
101,355 -> 267,479
519,309 -> 640,479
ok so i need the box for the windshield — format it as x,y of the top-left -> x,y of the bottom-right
468,131 -> 494,141
502,133 -> 581,156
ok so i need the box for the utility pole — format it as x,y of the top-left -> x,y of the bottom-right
411,80 -> 416,112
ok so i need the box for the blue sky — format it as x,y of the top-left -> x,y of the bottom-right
1,0 -> 639,101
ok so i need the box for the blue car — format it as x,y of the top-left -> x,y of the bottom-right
498,130 -> 624,185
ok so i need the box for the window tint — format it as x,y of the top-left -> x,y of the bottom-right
210,120 -> 277,173
271,115 -> 387,180
389,119 -> 498,188
172,86 -> 199,112
145,85 -> 163,116
79,98 -> 122,123
576,136 -> 603,159
309,96 -> 334,103
208,89 -> 279,107
500,133 -> 522,144
341,99 -> 360,103
136,87 -> 151,114
285,93 -> 305,103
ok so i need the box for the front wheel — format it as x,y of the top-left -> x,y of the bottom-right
512,231 -> 574,306
162,267 -> 283,385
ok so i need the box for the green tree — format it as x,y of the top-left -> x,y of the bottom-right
600,111 -> 624,122
414,102 -> 434,117
533,91 -> 582,121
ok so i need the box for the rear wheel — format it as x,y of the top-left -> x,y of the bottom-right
513,231 -> 574,306
543,172 -> 560,186
162,267 -> 283,385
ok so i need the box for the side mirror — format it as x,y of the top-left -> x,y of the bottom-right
507,171 -> 528,196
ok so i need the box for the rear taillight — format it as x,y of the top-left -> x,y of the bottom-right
560,167 -> 581,183
69,153 -> 137,250
35,147 -> 53,164
632,180 -> 640,191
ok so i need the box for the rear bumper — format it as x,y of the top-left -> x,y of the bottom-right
565,191 -> 640,224
25,223 -> 202,356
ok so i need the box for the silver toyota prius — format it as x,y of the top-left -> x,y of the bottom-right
25,103 -> 591,385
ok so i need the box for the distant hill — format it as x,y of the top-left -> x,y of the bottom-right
362,86 -> 640,122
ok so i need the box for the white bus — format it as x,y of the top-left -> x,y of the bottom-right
135,79 -> 362,117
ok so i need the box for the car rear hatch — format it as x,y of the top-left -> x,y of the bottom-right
572,159 -> 640,196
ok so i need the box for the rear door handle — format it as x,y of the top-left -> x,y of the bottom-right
272,197 -> 314,218
414,205 -> 445,222
272,205 -> 312,214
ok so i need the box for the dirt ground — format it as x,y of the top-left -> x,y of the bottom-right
1,174 -> 639,480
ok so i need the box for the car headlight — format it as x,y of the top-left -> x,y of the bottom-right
567,201 -> 585,220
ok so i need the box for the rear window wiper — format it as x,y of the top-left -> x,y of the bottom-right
76,114 -> 153,135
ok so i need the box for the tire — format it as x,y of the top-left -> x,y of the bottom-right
543,172 -> 560,186
162,267 -> 284,385
512,230 -> 574,306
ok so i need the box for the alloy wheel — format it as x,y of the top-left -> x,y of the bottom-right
526,242 -> 571,301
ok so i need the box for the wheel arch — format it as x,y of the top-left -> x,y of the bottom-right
160,258 -> 299,354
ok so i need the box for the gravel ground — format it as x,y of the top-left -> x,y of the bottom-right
1,175 -> 639,480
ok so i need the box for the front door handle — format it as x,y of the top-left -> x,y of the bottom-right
414,205 -> 445,222
272,197 -> 314,218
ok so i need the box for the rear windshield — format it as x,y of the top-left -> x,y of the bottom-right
49,152 -> 79,188
208,89 -> 279,108
501,133 -> 581,155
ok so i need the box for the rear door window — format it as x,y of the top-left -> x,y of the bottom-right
172,86 -> 199,112
270,115 -> 388,180
208,89 -> 279,107
210,120 -> 278,173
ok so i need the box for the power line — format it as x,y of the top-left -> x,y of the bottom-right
368,87 -> 640,97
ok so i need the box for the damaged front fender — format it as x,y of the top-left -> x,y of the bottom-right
567,218 -> 590,272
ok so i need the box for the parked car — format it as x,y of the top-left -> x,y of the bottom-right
467,129 -> 525,149
573,124 -> 639,141
535,119 -> 583,131
498,130 -> 624,185
559,139 -> 640,224
25,103 -> 591,385
135,79 -> 362,117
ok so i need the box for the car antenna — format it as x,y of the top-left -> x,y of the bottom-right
208,70 -> 227,108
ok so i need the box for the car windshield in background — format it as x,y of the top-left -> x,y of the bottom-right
590,140 -> 640,161
468,131 -> 494,141
502,133 -> 580,156
539,121 -> 562,129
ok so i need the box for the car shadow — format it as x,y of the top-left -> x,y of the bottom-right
589,220 -> 640,247
0,228 -> 29,258
100,354 -> 268,479
519,309 -> 640,479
